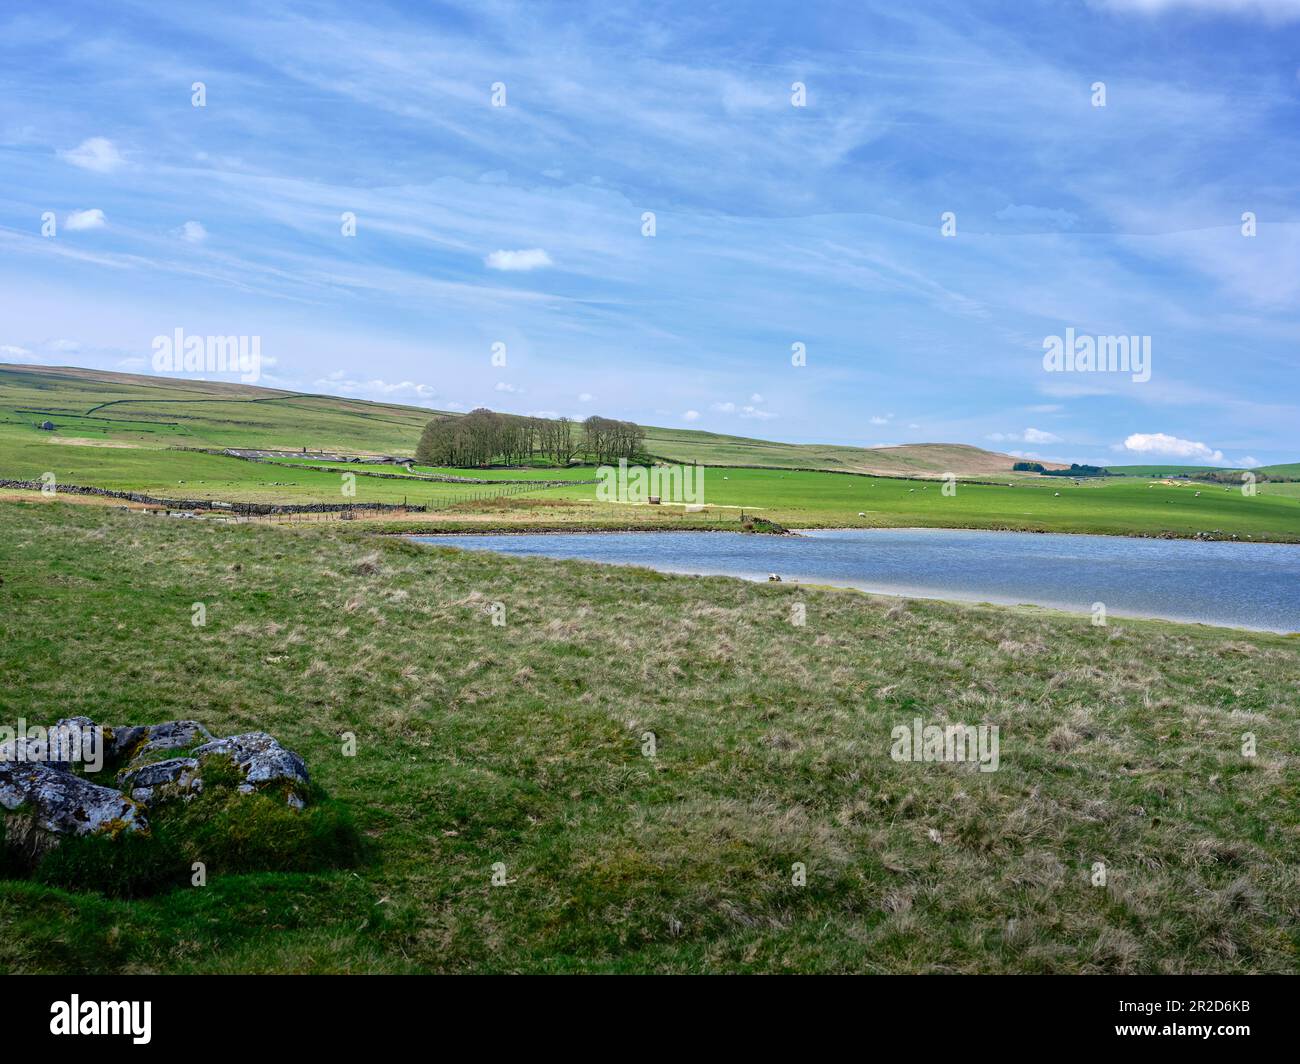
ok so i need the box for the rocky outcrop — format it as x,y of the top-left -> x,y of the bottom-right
2,719 -> 311,854
110,724 -> 309,808
191,733 -> 310,809
114,730 -> 309,808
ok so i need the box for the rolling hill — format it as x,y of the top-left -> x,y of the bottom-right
0,363 -> 1037,478
1107,462 -> 1299,478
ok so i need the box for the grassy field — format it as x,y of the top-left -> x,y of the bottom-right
3,452 -> 1297,540
362,467 -> 1296,542
3,364 -> 1297,540
2,501 -> 1298,974
540,467 -> 1300,538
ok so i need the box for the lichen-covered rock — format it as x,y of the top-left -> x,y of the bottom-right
1,718 -> 310,859
49,717 -> 100,772
193,732 -> 309,807
0,759 -> 147,853
118,756 -> 202,804
111,719 -> 213,765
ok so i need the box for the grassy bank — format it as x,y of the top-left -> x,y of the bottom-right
2,501 -> 1298,973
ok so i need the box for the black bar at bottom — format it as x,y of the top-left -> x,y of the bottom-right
1,974 -> 1285,1051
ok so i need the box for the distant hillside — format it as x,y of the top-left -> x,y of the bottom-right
1105,464 -> 1229,477
642,425 -> 1054,477
1108,463 -> 1299,479
0,364 -> 441,455
1,363 -> 1056,478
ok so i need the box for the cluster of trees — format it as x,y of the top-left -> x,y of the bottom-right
1043,463 -> 1110,478
415,409 -> 645,469
1013,461 -> 1111,478
577,416 -> 646,465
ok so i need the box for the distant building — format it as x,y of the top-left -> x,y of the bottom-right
38,420 -> 55,431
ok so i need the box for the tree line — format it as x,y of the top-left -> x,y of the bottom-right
415,409 -> 646,468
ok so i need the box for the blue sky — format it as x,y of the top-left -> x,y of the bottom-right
1,0 -> 1298,466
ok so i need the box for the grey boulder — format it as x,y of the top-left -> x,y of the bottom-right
118,756 -> 202,805
192,732 -> 309,808
110,719 -> 212,764
0,759 -> 147,854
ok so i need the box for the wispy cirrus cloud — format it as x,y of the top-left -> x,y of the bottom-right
1092,0 -> 1300,21
0,1 -> 1295,464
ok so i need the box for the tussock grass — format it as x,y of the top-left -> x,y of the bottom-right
1,501 -> 1297,973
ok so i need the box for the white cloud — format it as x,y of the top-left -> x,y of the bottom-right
1237,455 -> 1262,468
577,392 -> 595,402
315,377 -> 437,402
1122,432 -> 1225,463
708,397 -> 773,419
1023,427 -> 1062,444
494,381 -> 523,393
115,356 -> 147,370
484,248 -> 553,271
869,415 -> 891,425
0,344 -> 33,361
60,137 -> 124,173
682,410 -> 700,422
988,427 -> 1063,444
176,220 -> 207,243
65,209 -> 106,231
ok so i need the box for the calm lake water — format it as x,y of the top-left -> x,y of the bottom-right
410,528 -> 1300,633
